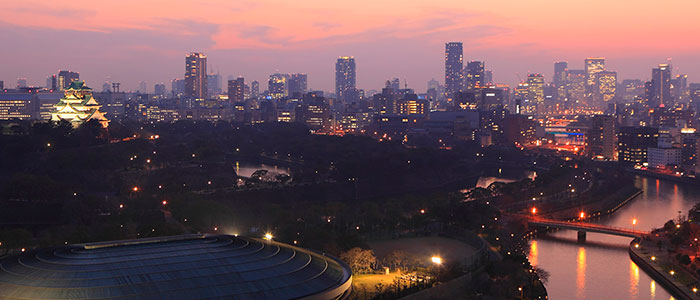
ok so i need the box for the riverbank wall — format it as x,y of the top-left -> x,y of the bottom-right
629,239 -> 698,300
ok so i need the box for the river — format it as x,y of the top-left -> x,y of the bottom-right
529,176 -> 700,300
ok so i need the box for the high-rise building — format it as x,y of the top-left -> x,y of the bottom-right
483,70 -> 493,86
16,78 -> 27,88
444,42 -> 464,99
389,78 -> 400,91
171,78 -> 185,97
527,74 -> 545,115
335,56 -> 356,102
154,83 -> 166,97
585,58 -> 605,92
595,71 -> 617,105
587,115 -> 616,160
288,73 -> 308,98
185,52 -> 207,99
57,71 -> 79,91
464,61 -> 484,90
268,74 -> 288,99
566,69 -> 586,106
427,78 -> 440,91
47,75 -> 57,91
138,81 -> 148,94
649,64 -> 672,108
207,73 -> 222,96
553,61 -> 568,101
251,81 -> 260,98
228,77 -> 245,102
620,79 -> 644,103
671,74 -> 688,103
618,126 -> 659,165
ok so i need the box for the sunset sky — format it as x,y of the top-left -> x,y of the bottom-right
1,0 -> 699,92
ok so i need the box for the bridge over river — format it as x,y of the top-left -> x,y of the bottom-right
528,216 -> 650,241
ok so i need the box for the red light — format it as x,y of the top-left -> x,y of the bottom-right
531,207 -> 537,215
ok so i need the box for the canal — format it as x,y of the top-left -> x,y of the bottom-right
529,176 -> 700,300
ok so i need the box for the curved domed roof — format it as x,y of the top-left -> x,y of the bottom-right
0,234 -> 352,299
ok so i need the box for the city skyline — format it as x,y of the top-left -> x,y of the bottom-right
2,0 -> 700,92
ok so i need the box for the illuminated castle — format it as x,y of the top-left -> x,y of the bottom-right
51,81 -> 109,128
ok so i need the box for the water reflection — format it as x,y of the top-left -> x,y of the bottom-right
576,247 -> 586,299
530,176 -> 700,300
630,260 -> 639,298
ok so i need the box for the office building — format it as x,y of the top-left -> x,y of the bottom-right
171,78 -> 185,97
527,74 -> 545,115
288,73 -> 308,98
617,126 -> 659,165
553,61 -> 568,101
587,115 -> 615,160
335,56 -> 356,102
57,70 -> 80,90
207,73 -> 222,96
268,73 -> 288,99
16,78 -> 27,88
154,83 -> 166,97
251,80 -> 260,98
138,81 -> 147,94
595,71 -> 617,105
185,52 -> 207,99
585,57 -> 605,94
0,92 -> 36,120
464,61 -> 484,90
445,42 -> 464,99
649,64 -> 672,108
228,77 -> 245,102
566,69 -> 586,105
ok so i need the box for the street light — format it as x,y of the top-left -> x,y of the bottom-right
579,212 -> 585,220
431,256 -> 442,265
264,233 -> 273,240
531,207 -> 537,215
633,218 -> 637,232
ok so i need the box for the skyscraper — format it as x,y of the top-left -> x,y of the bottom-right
251,81 -> 260,98
566,69 -> 586,107
171,78 -> 185,97
553,61 -> 568,101
335,56 -> 356,102
138,81 -> 148,94
288,73 -> 308,98
464,61 -> 484,90
585,58 -> 605,99
57,70 -> 79,91
527,73 -> 545,115
228,77 -> 245,102
268,73 -> 288,99
649,64 -> 672,108
483,70 -> 493,86
16,78 -> 27,88
207,73 -> 222,96
587,115 -> 616,160
444,42 -> 464,99
154,83 -> 166,97
595,71 -> 617,105
185,52 -> 207,99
